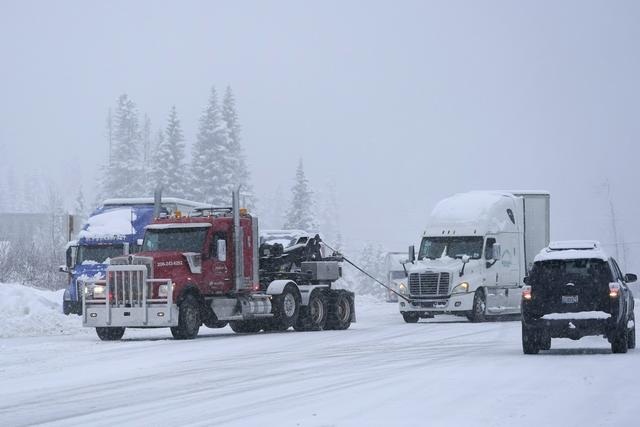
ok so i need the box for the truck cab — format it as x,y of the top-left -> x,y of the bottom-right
399,191 -> 550,323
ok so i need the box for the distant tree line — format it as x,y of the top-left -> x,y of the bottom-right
100,87 -> 253,208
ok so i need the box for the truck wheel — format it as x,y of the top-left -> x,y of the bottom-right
522,323 -> 540,354
204,320 -> 228,329
402,312 -> 419,323
326,292 -> 353,330
294,290 -> 328,331
96,327 -> 125,341
229,320 -> 262,333
170,294 -> 201,340
469,288 -> 487,323
612,323 -> 629,353
271,284 -> 300,330
628,313 -> 636,349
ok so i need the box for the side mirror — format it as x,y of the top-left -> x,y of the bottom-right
624,273 -> 637,283
65,246 -> 76,268
408,245 -> 416,263
59,265 -> 69,273
137,239 -> 144,246
217,239 -> 227,262
461,254 -> 470,264
523,276 -> 528,284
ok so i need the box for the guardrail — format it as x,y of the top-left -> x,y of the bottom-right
80,265 -> 174,326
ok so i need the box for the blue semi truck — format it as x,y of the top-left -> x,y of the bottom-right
61,197 -> 206,315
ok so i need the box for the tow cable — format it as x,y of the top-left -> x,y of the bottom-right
322,241 -> 412,303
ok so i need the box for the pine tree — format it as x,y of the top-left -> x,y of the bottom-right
284,160 -> 316,230
74,186 -> 86,216
189,86 -> 226,204
222,86 -> 254,209
317,180 -> 341,248
101,94 -> 144,197
141,114 -> 152,189
151,106 -> 186,197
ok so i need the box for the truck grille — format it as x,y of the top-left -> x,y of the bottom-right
409,272 -> 450,297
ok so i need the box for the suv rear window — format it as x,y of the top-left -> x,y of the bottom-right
530,259 -> 613,287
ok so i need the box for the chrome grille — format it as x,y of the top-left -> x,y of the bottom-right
409,272 -> 450,296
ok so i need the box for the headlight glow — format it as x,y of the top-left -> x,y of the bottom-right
158,284 -> 169,298
398,282 -> 408,294
452,282 -> 470,294
92,285 -> 106,299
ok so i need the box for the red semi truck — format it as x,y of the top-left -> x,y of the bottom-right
81,190 -> 355,340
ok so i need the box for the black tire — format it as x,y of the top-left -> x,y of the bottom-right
628,313 -> 636,350
326,291 -> 353,330
271,284 -> 301,330
63,300 -> 72,316
539,331 -> 551,351
229,320 -> 262,333
204,320 -> 228,329
468,288 -> 487,323
522,323 -> 540,354
402,312 -> 419,323
294,290 -> 328,331
170,294 -> 201,340
96,327 -> 125,341
611,324 -> 629,354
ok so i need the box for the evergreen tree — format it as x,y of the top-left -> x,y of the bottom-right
141,114 -> 152,188
222,86 -> 254,208
284,160 -> 316,230
101,94 -> 144,197
317,180 -> 342,248
151,106 -> 186,197
189,86 -> 226,204
74,186 -> 86,216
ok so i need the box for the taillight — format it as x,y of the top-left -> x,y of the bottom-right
522,285 -> 532,301
609,283 -> 620,298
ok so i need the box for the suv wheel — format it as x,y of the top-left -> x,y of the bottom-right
522,323 -> 540,354
611,323 -> 629,354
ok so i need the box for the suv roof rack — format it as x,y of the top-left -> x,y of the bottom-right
547,240 -> 599,251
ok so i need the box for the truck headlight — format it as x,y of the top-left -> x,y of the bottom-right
452,282 -> 469,294
398,282 -> 408,294
92,285 -> 106,299
158,284 -> 169,298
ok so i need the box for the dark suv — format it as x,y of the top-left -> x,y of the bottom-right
521,241 -> 636,354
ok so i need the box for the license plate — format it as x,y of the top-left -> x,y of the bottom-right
562,295 -> 579,304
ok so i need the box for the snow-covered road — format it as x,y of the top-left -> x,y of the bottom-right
1,290 -> 639,427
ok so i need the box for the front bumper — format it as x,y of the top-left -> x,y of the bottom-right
83,303 -> 179,328
399,292 -> 474,314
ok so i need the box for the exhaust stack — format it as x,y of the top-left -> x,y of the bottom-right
232,188 -> 244,291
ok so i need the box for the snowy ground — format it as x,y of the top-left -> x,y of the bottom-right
1,283 -> 639,427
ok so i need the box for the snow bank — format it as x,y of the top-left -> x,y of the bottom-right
0,283 -> 85,338
78,207 -> 135,239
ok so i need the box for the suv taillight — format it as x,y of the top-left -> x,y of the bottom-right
609,283 -> 620,298
522,285 -> 532,301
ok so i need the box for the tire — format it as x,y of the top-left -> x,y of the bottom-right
229,320 -> 262,333
611,324 -> 629,354
628,313 -> 636,350
539,331 -> 551,351
402,312 -> 419,323
170,294 -> 201,340
204,320 -> 228,329
468,288 -> 487,323
294,290 -> 328,331
522,323 -> 540,354
326,291 -> 353,330
63,300 -> 72,316
96,327 -> 125,341
271,284 -> 301,330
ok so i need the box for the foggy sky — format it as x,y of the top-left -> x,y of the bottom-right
1,1 -> 639,270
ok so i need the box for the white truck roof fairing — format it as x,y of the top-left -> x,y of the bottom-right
424,191 -> 520,236
534,241 -> 608,262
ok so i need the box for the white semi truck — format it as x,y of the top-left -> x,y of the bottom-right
398,191 -> 550,323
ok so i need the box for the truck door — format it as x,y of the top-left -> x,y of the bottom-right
484,236 -> 508,312
202,229 -> 232,293
500,233 -> 524,312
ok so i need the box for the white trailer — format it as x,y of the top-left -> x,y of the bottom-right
399,191 -> 550,323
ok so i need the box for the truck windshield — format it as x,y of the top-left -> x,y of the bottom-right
418,236 -> 483,260
142,228 -> 208,253
77,245 -> 124,265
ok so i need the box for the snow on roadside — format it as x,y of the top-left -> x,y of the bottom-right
0,283 -> 85,338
